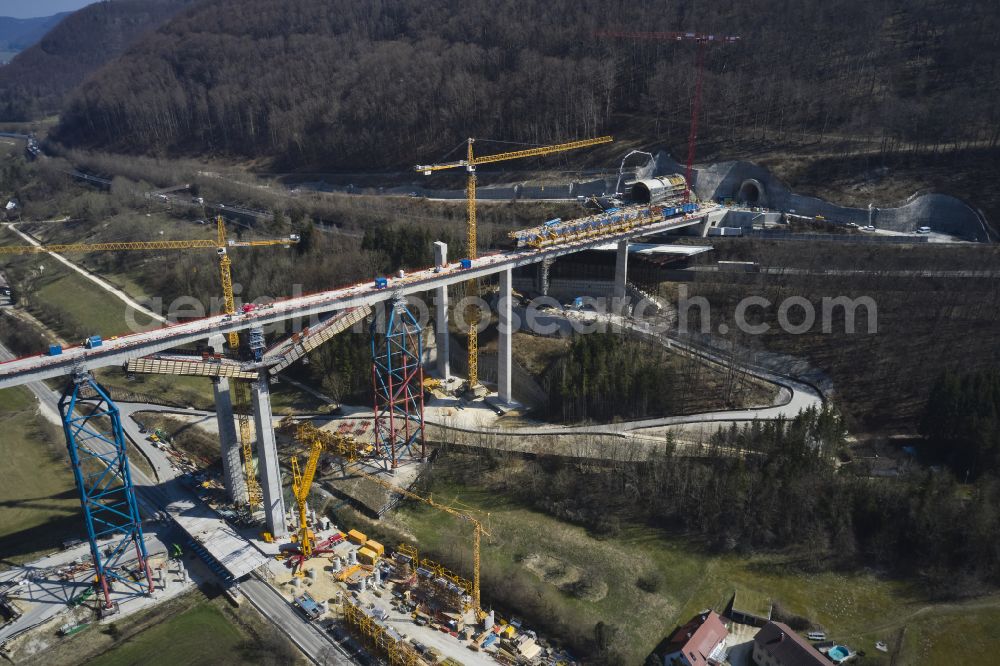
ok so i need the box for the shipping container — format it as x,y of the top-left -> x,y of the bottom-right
459,258 -> 473,269
357,547 -> 378,565
48,344 -> 63,356
374,277 -> 388,289
347,529 -> 367,544
364,539 -> 384,557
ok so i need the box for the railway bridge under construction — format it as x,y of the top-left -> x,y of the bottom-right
0,201 -> 727,606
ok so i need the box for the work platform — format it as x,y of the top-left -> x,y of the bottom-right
167,498 -> 270,581
129,354 -> 259,379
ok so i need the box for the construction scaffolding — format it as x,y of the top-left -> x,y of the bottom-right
59,373 -> 153,609
509,201 -> 699,249
371,297 -> 425,469
343,598 -> 422,666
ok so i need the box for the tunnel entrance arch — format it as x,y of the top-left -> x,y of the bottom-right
737,179 -> 766,206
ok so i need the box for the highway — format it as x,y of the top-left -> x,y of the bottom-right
0,206 -> 715,388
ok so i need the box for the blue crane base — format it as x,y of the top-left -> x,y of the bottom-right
59,373 -> 154,609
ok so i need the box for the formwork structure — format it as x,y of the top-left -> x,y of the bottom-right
371,297 -> 425,468
59,373 -> 153,609
343,598 -> 422,666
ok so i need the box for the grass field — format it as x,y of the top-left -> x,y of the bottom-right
32,267 -> 150,339
0,387 -> 82,567
39,589 -> 301,666
86,599 -> 245,666
896,604 -> 1000,664
374,459 -> 1000,663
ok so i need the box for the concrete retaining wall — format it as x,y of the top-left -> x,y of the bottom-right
690,158 -> 989,241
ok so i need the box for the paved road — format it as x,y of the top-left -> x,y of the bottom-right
241,576 -> 353,665
0,339 -> 62,425
686,265 -> 1000,279
0,343 -> 355,664
8,224 -> 167,325
429,311 -> 821,441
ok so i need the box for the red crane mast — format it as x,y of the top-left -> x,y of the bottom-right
596,30 -> 742,202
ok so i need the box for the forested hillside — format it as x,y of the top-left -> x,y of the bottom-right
53,0 -> 1000,169
0,0 -> 190,121
0,13 -> 68,58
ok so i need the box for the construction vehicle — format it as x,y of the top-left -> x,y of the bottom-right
283,420 -> 359,573
293,591 -> 323,621
415,135 -> 612,393
422,376 -> 443,400
67,586 -> 95,608
0,216 -> 299,511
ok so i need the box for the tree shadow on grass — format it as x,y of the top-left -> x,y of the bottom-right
0,511 -> 84,566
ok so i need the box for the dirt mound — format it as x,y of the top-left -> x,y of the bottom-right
522,552 -> 607,602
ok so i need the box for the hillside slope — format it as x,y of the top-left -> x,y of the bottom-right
0,12 -> 68,59
53,0 -> 1000,170
0,0 -> 191,121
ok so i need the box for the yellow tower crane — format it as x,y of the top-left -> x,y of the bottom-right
415,135 -> 613,392
0,216 -> 298,509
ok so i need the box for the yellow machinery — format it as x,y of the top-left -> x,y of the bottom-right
284,419 -> 361,572
349,465 -> 489,611
415,135 -> 613,391
285,420 -> 489,608
0,216 -> 298,509
343,597 -> 422,666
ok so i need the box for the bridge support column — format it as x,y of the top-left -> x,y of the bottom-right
538,257 -> 553,296
498,267 -> 513,404
613,239 -> 629,313
433,241 -> 450,380
251,373 -> 286,537
209,335 -> 246,504
213,377 -> 247,504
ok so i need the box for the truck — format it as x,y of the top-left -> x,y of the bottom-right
459,258 -> 473,269
83,335 -> 102,349
374,277 -> 388,289
294,592 -> 323,621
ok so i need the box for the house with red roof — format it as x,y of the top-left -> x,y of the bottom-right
657,610 -> 729,666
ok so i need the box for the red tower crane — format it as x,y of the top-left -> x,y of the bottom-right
596,30 -> 741,202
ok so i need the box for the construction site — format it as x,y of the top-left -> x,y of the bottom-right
0,122 -> 726,664
1,17 -> 996,663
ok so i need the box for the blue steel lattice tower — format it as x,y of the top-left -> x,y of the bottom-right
59,373 -> 153,609
371,297 -> 426,469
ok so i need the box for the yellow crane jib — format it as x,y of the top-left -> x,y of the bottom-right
414,135 -> 613,391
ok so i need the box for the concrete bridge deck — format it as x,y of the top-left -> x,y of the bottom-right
0,206 -> 718,389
